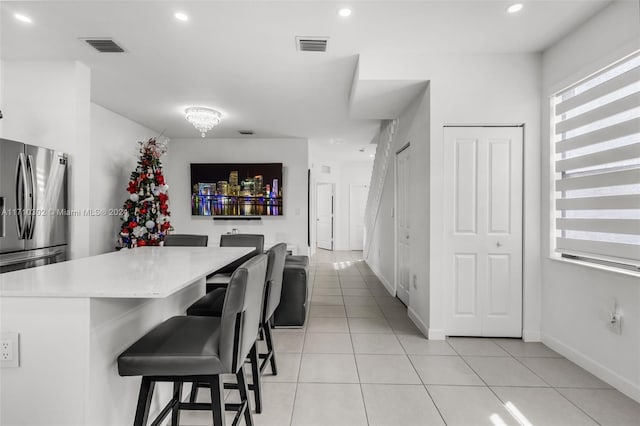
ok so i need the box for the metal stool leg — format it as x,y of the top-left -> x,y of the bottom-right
171,381 -> 183,426
134,377 -> 155,426
249,343 -> 262,414
209,376 -> 225,426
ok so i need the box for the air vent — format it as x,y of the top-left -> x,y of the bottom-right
238,130 -> 254,135
296,37 -> 328,52
82,38 -> 125,53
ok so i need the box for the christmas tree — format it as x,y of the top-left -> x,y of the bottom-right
117,137 -> 171,249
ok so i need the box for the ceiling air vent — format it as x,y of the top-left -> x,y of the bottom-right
296,37 -> 328,52
238,130 -> 254,135
82,38 -> 125,53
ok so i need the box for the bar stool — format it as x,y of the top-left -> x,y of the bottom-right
186,243 -> 287,413
206,234 -> 264,292
164,234 -> 209,247
117,254 -> 268,426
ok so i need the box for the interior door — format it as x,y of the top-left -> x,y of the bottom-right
443,126 -> 523,337
349,184 -> 368,250
395,144 -> 411,305
316,183 -> 333,250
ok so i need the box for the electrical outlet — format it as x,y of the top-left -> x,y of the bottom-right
609,313 -> 622,334
1,332 -> 19,368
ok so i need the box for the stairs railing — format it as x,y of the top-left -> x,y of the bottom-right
363,118 -> 399,259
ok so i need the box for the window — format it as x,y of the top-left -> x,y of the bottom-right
552,51 -> 640,270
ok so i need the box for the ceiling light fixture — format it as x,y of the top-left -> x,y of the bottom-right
507,3 -> 523,14
174,12 -> 189,21
338,8 -> 352,18
14,13 -> 33,23
185,107 -> 222,138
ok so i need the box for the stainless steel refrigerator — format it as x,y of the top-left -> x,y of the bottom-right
0,138 -> 68,273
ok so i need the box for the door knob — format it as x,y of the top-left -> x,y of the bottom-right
496,242 -> 502,247
406,235 -> 409,239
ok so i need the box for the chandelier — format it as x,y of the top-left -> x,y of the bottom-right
185,107 -> 222,137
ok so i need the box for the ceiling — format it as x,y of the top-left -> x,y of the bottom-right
1,0 -> 610,157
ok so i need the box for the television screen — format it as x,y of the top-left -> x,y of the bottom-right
191,163 -> 283,216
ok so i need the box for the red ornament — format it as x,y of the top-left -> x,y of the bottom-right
129,221 -> 138,229
127,181 -> 137,193
156,175 -> 165,185
138,240 -> 147,247
140,208 -> 147,215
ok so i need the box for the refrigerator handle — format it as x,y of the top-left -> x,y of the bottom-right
15,153 -> 28,239
26,154 -> 37,239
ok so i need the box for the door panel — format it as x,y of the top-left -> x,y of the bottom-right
454,254 -> 477,316
487,254 -> 510,315
316,183 -> 333,250
488,140 -> 511,234
455,139 -> 478,234
395,145 -> 410,306
0,139 -> 25,254
444,127 -> 523,338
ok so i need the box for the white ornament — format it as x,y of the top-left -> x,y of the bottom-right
145,220 -> 155,229
130,194 -> 139,202
133,226 -> 147,238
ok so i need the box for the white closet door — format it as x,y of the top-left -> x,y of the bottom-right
443,127 -> 523,337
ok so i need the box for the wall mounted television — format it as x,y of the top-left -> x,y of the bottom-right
191,163 -> 283,217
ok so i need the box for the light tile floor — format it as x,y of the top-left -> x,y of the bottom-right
181,250 -> 640,426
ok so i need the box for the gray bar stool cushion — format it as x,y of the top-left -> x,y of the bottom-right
118,316 -> 223,376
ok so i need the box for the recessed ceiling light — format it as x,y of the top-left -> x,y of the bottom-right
14,13 -> 32,24
369,154 -> 375,158
338,8 -> 352,18
507,3 -> 523,14
174,12 -> 189,22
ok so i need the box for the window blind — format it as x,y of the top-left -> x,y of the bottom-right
553,51 -> 640,268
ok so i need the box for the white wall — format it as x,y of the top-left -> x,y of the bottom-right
0,61 -> 92,260
308,150 -> 373,253
0,61 -> 162,259
89,104 -> 159,255
540,1 -> 640,401
164,138 -> 309,254
359,52 -> 542,339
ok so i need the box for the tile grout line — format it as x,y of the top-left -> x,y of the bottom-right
342,257 -> 371,426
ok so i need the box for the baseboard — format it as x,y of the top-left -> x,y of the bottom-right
428,328 -> 446,340
363,259 -> 395,296
542,332 -> 640,403
407,306 -> 428,337
523,329 -> 541,342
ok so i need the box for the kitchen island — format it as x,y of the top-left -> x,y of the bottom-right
0,246 -> 252,426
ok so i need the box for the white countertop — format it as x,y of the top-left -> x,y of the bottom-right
0,246 -> 252,298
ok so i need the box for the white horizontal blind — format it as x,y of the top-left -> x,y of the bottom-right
553,51 -> 640,268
